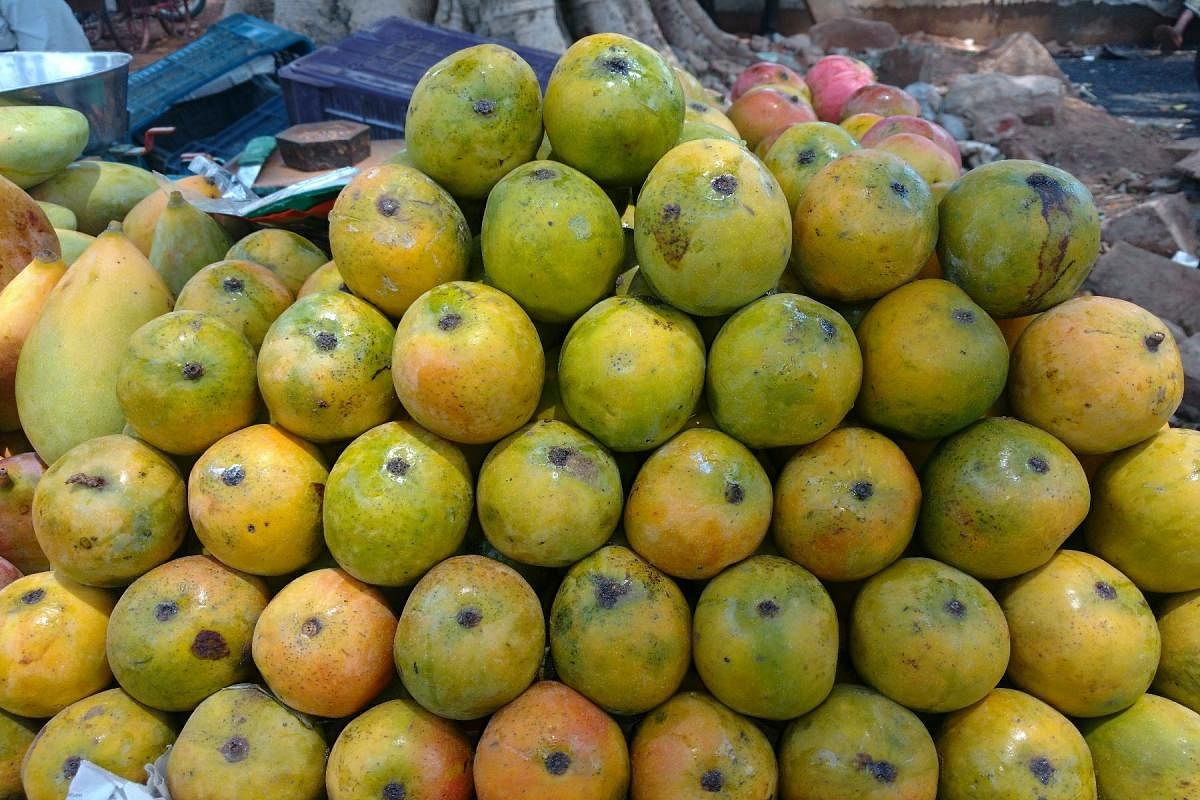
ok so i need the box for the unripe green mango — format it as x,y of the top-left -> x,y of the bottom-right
148,192 -> 233,295
0,106 -> 88,189
31,161 -> 159,235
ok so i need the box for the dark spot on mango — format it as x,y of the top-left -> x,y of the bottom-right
0,468 -> 9,489
700,769 -> 724,792
1027,455 -> 1050,473
1144,331 -> 1166,352
725,481 -> 744,504
819,318 -> 837,340
66,473 -> 106,489
944,598 -> 967,617
472,99 -> 496,115
688,101 -> 708,113
314,331 -> 337,351
222,277 -> 244,293
154,601 -> 178,621
20,588 -> 45,605
547,446 -> 573,467
456,607 -> 482,628
531,167 -> 556,181
952,308 -> 976,324
62,756 -> 81,780
438,313 -> 462,331
220,735 -> 249,763
376,196 -> 400,217
890,181 -> 908,197
855,753 -> 897,784
222,465 -> 245,487
602,56 -> 630,76
192,629 -> 230,660
338,283 -> 351,293
386,457 -> 410,476
711,174 -> 738,196
544,750 -> 571,775
591,574 -> 630,609
662,203 -> 681,221
850,481 -> 874,501
181,361 -> 205,380
78,537 -> 94,549
1028,756 -> 1056,786
301,617 -> 323,637
382,782 -> 406,800
312,482 -> 325,499
797,148 -> 817,165
757,599 -> 781,618
1094,581 -> 1117,600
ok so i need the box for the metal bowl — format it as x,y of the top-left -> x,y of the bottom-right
0,51 -> 132,154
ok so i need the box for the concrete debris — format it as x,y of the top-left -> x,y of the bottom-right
943,73 -> 1065,138
877,40 -> 976,86
904,81 -> 941,118
1101,194 -> 1197,259
1173,149 -> 1200,181
1177,333 -> 1200,426
809,17 -> 901,52
936,112 -> 971,141
974,32 -> 1068,82
957,140 -> 1004,168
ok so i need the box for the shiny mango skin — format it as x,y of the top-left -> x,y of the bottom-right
550,545 -> 690,715
773,427 -> 920,582
392,281 -> 543,444
1009,296 -> 1183,454
406,44 -> 543,200
395,555 -> 544,720
481,161 -> 625,323
117,311 -> 259,456
30,161 -> 159,236
0,106 -> 88,189
105,555 -> 269,712
477,419 -> 621,567
919,417 -> 1090,580
625,428 -> 772,580
252,568 -> 397,719
675,120 -> 743,146
683,100 -> 739,135
296,260 -> 343,298
693,555 -> 837,720
20,688 -> 175,800
543,33 -> 684,187
999,549 -> 1160,717
1154,590 -> 1200,713
54,228 -> 92,266
0,251 -> 66,431
226,229 -> 328,295
324,420 -> 472,587
326,699 -> 473,800
0,452 -> 48,574
851,557 -> 1009,713
258,290 -> 397,443
1080,694 -> 1200,800
559,295 -> 705,452
937,688 -> 1096,800
631,691 -> 777,800
763,121 -> 859,213
474,680 -> 629,800
329,164 -> 470,317
840,111 -> 884,141
32,434 -> 186,588
792,149 -> 937,303
779,684 -> 938,800
635,138 -> 791,316
175,260 -> 294,351
148,191 -> 233,295
855,279 -> 1009,440
166,684 -> 328,800
123,175 -> 222,256
938,160 -> 1100,318
0,571 -> 115,718
188,424 -> 328,576
0,710 -> 37,800
675,65 -> 717,104
706,292 -> 861,448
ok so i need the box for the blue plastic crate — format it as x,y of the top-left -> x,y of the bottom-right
128,13 -> 313,136
279,16 -> 558,140
155,90 -> 290,175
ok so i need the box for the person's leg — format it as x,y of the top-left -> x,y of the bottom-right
1157,5 -> 1197,51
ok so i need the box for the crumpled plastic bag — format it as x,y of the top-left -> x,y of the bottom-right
66,749 -> 172,800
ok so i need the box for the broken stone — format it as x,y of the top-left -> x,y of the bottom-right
936,112 -> 970,141
1178,334 -> 1200,426
1085,241 -> 1200,335
1164,137 -> 1200,157
809,17 -> 900,52
943,73 -> 1065,139
904,81 -> 941,118
878,40 -> 976,86
975,32 -> 1068,81
1173,149 -> 1200,180
1101,194 -> 1197,258
958,140 -> 1004,168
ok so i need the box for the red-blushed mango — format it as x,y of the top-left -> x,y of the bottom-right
852,557 -> 1009,712
0,560 -> 16,589
856,280 -> 1008,440
296,260 -> 342,298
329,164 -> 470,317
406,44 -> 542,200
395,555 -> 543,720
732,61 -> 806,101
105,555 -> 270,712
918,417 -> 1089,580
693,556 -> 837,720
860,115 -> 960,161
175,260 -> 293,351
550,546 -> 690,715
1079,694 -> 1200,799
779,684 -> 938,800
558,295 -> 705,452
1009,296 -> 1183,453
258,291 -> 397,443
123,174 -> 221,256
706,293 -> 860,448
726,88 -> 817,152
0,452 -> 48,573
253,568 -> 396,718
324,420 -> 472,586
0,710 -> 37,799
792,150 -> 937,303
543,33 -> 684,187
840,83 -> 921,120
773,427 -> 920,582
938,160 -> 1099,318
683,100 -> 739,136
0,251 -> 66,432
937,688 -> 1096,800
326,699 -> 473,800
999,549 -> 1159,717
763,122 -> 859,212
635,138 -> 791,316
805,55 -> 875,122
477,419 -> 621,567
625,428 -> 771,579
166,684 -> 327,800
1154,590 -> 1200,713
1087,428 -> 1200,592
33,434 -> 186,588
872,132 -> 961,185
482,161 -> 625,323
0,572 -> 115,718
188,424 -> 328,576
631,691 -> 777,800
225,229 -> 327,295
840,111 -> 884,141
393,281 -> 543,444
20,688 -> 175,800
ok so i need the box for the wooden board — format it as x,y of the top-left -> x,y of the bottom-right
253,139 -> 406,191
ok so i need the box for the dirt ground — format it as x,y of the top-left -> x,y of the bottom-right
85,0 -> 226,71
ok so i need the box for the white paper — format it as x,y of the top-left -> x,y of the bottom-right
66,760 -> 167,800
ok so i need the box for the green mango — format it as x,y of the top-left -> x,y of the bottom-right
38,201 -> 76,230
0,106 -> 88,189
31,161 -> 159,235
55,228 -> 95,266
148,192 -> 233,295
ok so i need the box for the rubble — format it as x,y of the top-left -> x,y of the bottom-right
973,33 -> 1068,82
903,81 -> 941,119
877,40 -> 976,86
808,18 -> 900,52
1086,242 -> 1200,336
942,73 -> 1065,138
1173,149 -> 1200,181
1178,334 -> 1200,426
1101,194 -> 1198,258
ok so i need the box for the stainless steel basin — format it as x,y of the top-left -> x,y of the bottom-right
0,52 -> 132,154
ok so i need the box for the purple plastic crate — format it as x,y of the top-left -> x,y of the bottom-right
279,17 -> 558,140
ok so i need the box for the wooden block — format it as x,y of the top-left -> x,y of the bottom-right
276,121 -> 371,171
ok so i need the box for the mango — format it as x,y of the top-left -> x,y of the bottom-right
123,174 -> 221,255
732,62 -> 807,101
0,571 -> 115,718
762,121 -> 859,213
166,684 -> 327,800
860,115 -> 960,161
0,251 -> 66,431
0,106 -> 88,188
1080,694 -> 1200,800
406,44 -> 543,199
174,259 -> 293,350
296,260 -> 342,298
225,229 -> 328,296
30,161 -> 158,236
324,420 -> 472,586
147,192 -> 233,295
676,65 -> 720,104
1154,590 -> 1200,712
36,202 -> 75,231
0,173 -> 59,291
0,710 -> 37,800
0,452 -> 48,573
727,87 -> 818,152
806,55 -> 875,122
15,224 -> 172,464
840,111 -> 884,141
999,549 -> 1159,717
873,132 -> 961,186
841,83 -> 921,120
684,100 -> 739,135
54,228 -> 92,265
676,119 -> 742,145
329,164 -> 470,317
1009,295 -> 1183,454
21,688 -> 175,800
